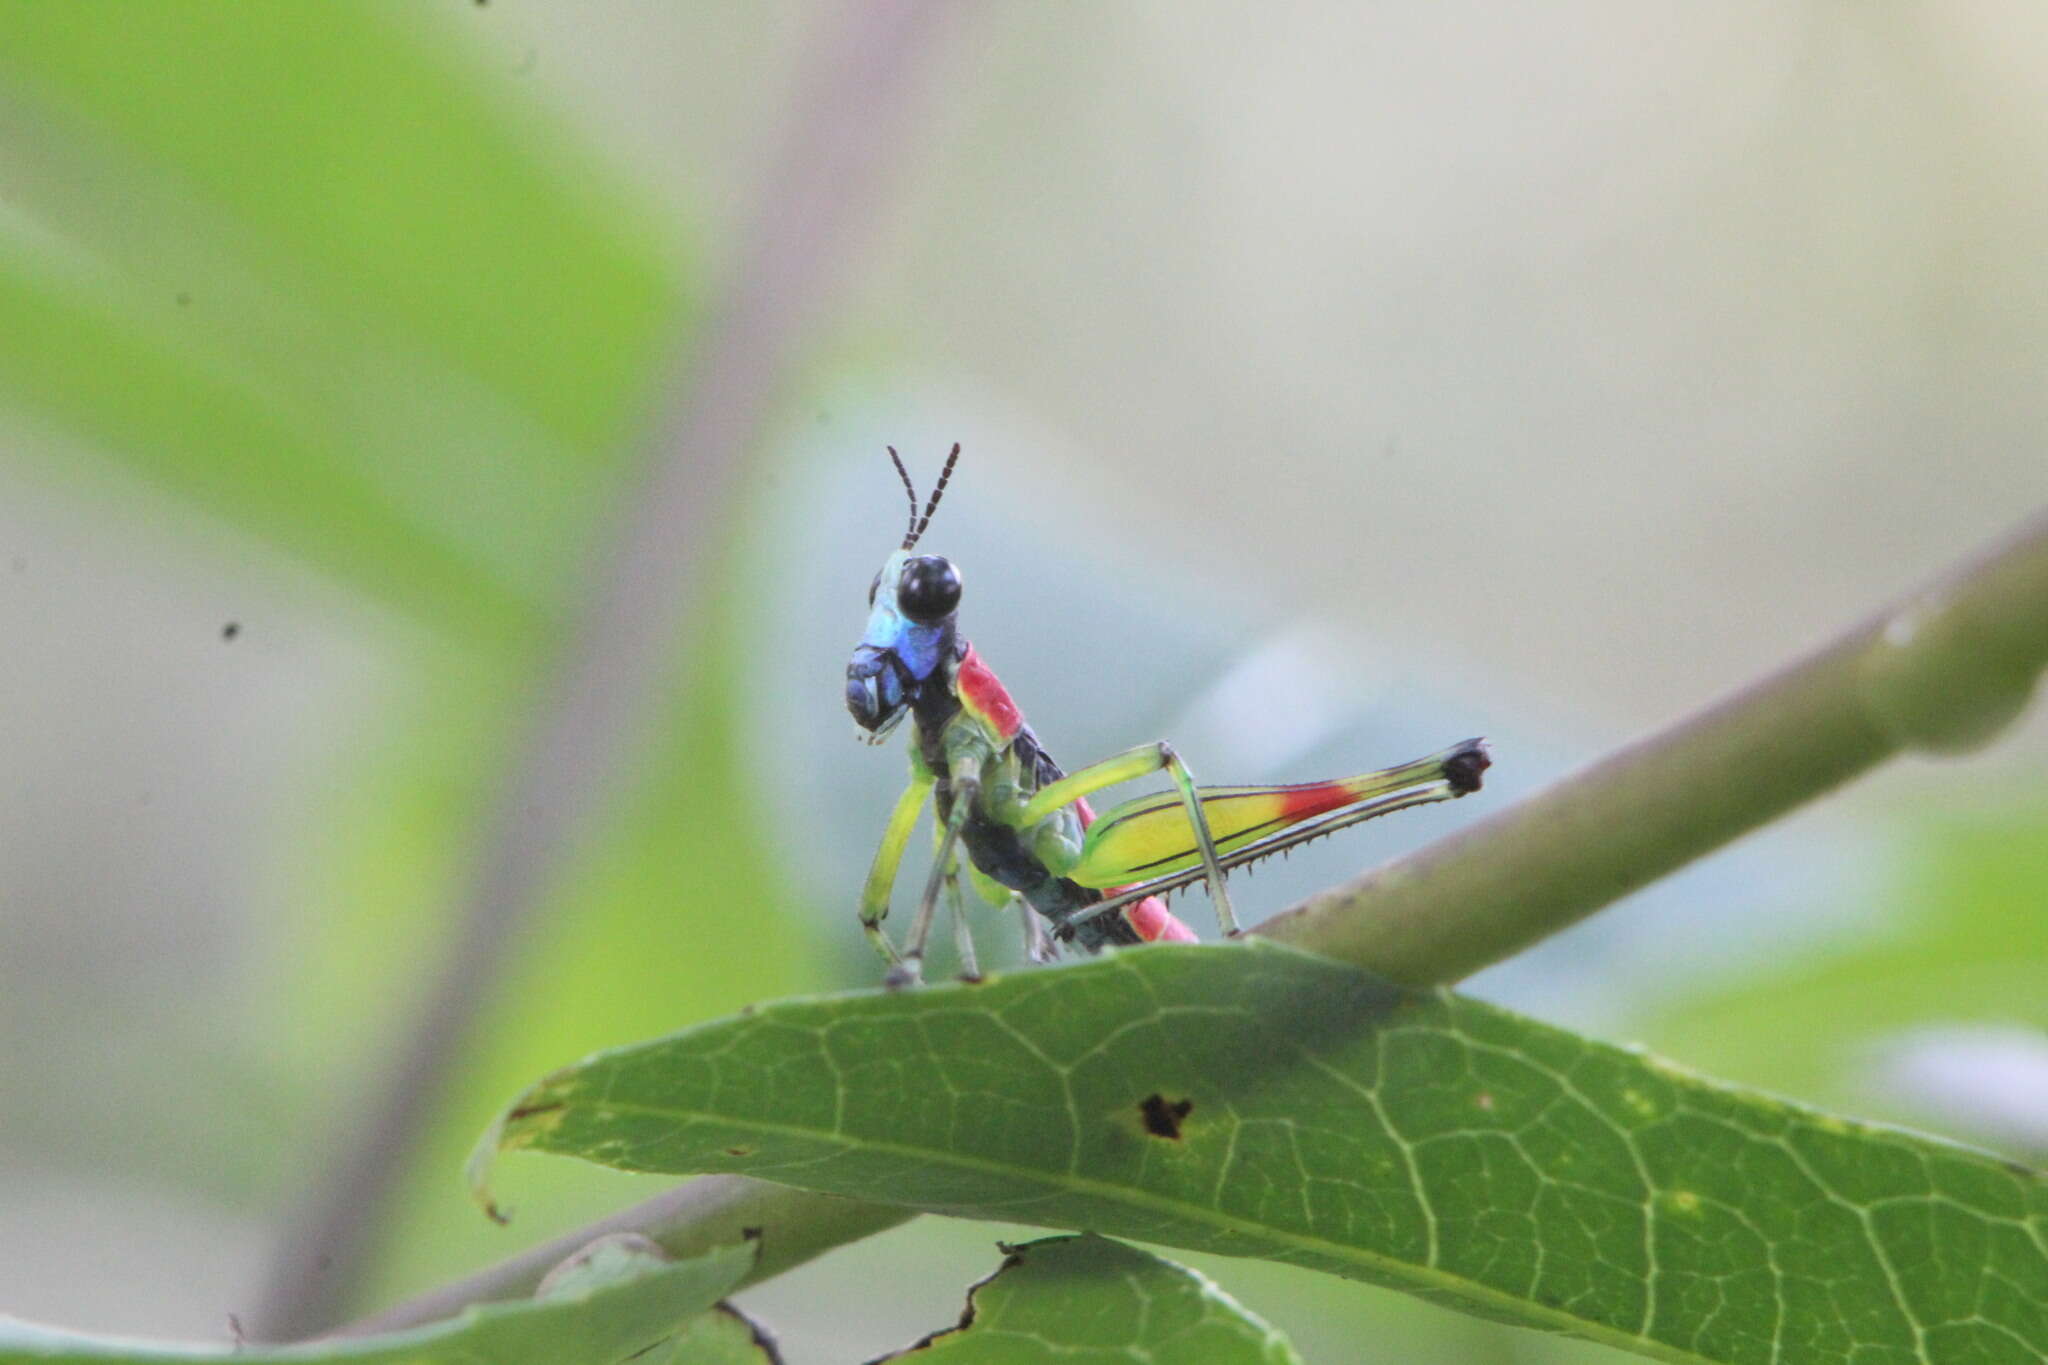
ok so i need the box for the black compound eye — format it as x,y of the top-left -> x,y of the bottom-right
898,555 -> 961,625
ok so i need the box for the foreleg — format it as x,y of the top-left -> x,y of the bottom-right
886,772 -> 978,988
858,770 -> 934,965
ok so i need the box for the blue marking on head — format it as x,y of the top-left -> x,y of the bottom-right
846,549 -> 951,738
861,609 -> 947,685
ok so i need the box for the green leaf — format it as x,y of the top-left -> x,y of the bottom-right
0,1239 -> 755,1364
882,1234 -> 1299,1364
477,942 -> 2048,1365
633,1303 -> 782,1365
0,3 -> 677,640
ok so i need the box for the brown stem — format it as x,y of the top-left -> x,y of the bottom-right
246,1 -> 958,1340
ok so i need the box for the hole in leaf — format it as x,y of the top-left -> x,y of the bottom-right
1138,1093 -> 1193,1140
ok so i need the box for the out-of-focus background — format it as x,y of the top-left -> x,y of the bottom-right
0,4 -> 2042,1362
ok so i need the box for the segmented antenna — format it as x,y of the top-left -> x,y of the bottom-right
906,442 -> 961,549
886,446 -> 920,549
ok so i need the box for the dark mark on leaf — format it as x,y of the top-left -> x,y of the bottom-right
508,1100 -> 565,1121
1997,1154 -> 2038,1179
222,621 -> 240,640
1139,1093 -> 1193,1140
725,1145 -> 754,1158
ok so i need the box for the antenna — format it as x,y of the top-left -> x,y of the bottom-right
886,446 -> 920,549
906,443 -> 961,549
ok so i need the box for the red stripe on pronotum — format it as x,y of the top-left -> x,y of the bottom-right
1078,797 -> 1199,943
956,645 -> 1024,740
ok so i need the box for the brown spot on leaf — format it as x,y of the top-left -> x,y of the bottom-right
1138,1093 -> 1193,1140
508,1100 -> 565,1122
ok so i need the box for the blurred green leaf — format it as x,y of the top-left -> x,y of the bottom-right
879,1234 -> 1299,1364
1648,804 -> 2048,1140
0,0 -> 824,1308
0,2 -> 680,640
0,1239 -> 755,1365
352,600 -> 825,1304
477,942 -> 2048,1365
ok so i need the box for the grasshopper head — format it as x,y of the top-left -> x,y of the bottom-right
847,547 -> 962,742
848,444 -> 964,743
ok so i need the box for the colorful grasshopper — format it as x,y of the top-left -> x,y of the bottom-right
846,444 -> 1489,985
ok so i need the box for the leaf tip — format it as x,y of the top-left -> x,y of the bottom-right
467,1079 -> 577,1221
464,1131 -> 510,1223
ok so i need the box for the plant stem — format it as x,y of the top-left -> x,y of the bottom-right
1260,509 -> 2048,982
334,507 -> 2048,1338
327,1179 -> 911,1339
248,1 -> 958,1340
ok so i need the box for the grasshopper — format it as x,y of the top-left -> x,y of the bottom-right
846,445 -> 1487,985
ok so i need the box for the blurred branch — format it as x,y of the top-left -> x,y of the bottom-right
1258,508 -> 2048,981
328,1179 -> 911,1340
332,506 -> 2047,1338
249,1 -> 958,1341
